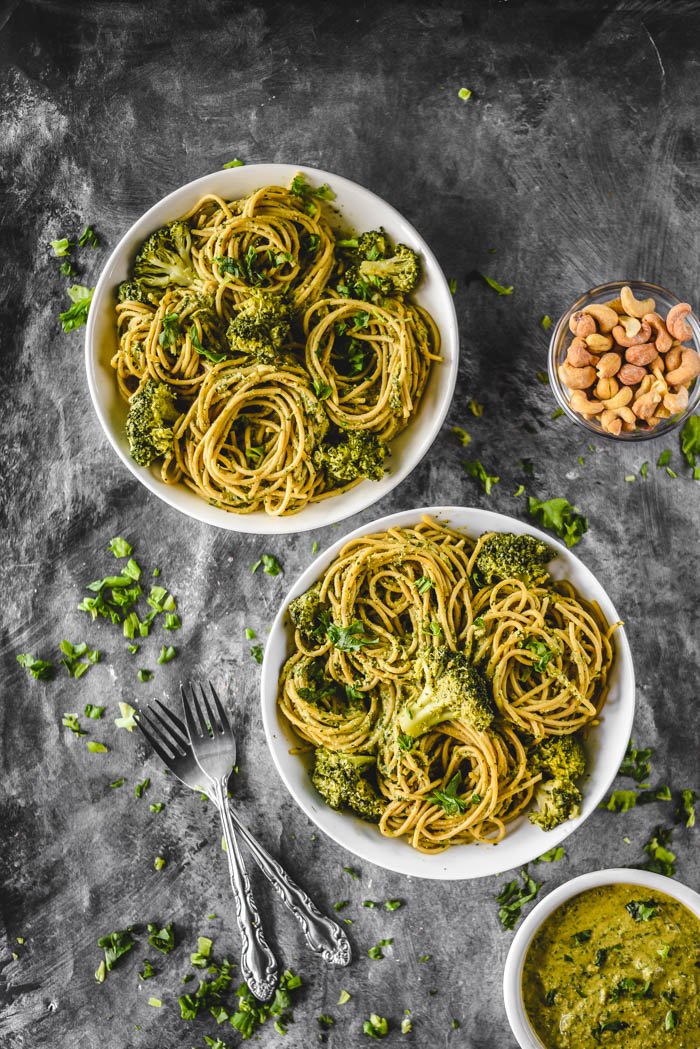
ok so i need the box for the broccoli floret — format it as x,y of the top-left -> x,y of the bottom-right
125,379 -> 179,467
132,220 -> 201,298
314,431 -> 387,486
530,736 -> 587,783
474,533 -> 554,587
528,778 -> 582,831
117,279 -> 154,304
226,290 -> 292,363
398,647 -> 494,739
311,747 -> 384,823
353,244 -> 421,295
288,584 -> 323,643
338,229 -> 389,260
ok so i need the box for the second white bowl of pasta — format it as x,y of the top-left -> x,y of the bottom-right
260,506 -> 635,880
85,163 -> 458,533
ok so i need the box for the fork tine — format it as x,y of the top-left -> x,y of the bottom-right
207,681 -> 232,736
181,682 -> 204,742
144,703 -> 188,757
136,707 -> 180,764
153,699 -> 189,749
199,680 -> 223,735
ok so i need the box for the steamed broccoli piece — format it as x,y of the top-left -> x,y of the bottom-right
398,647 -> 494,739
528,778 -> 582,831
354,244 -> 421,295
226,290 -> 292,363
311,747 -> 384,822
474,533 -> 553,587
133,221 -> 199,294
338,229 -> 389,261
314,431 -> 387,486
125,380 -> 179,467
117,279 -> 154,305
288,584 -> 323,643
530,735 -> 587,783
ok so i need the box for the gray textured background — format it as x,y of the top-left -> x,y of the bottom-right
1,1 -> 699,1047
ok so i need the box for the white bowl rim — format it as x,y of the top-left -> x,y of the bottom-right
503,867 -> 700,1049
84,163 -> 459,534
260,504 -> 636,880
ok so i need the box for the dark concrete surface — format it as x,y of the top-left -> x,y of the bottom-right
1,1 -> 699,1046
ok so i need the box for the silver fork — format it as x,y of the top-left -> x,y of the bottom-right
136,690 -> 351,989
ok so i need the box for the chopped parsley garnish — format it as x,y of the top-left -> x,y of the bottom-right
59,639 -> 100,678
319,612 -> 378,651
86,741 -> 108,753
401,1015 -> 413,1033
164,613 -> 181,630
154,856 -> 166,871
535,846 -> 565,863
313,379 -> 333,400
78,225 -> 99,248
398,733 -> 414,752
135,777 -> 151,798
228,968 -> 302,1038
619,741 -> 653,784
138,960 -> 155,980
513,484 -> 524,498
62,713 -> 86,736
657,449 -> 671,467
149,802 -> 164,814
418,953 -> 432,963
641,827 -> 676,876
523,638 -> 554,672
541,315 -> 552,330
448,277 -> 457,294
343,866 -> 360,880
458,86 -> 472,100
468,398 -> 484,417
109,778 -> 125,789
528,496 -> 587,547
677,788 -> 697,827
97,928 -> 135,973
495,868 -> 542,930
385,899 -> 402,911
481,274 -> 513,296
59,284 -> 94,332
462,459 -> 499,495
223,157 -> 244,168
535,370 -> 549,384
190,935 -> 213,967
50,237 -> 72,257
16,653 -> 54,680
333,900 -> 349,911
664,1009 -> 678,1031
680,415 -> 700,471
625,899 -> 660,922
251,554 -> 282,576
250,644 -> 264,664
138,668 -> 153,682
115,701 -> 137,731
363,1013 -> 389,1039
338,990 -> 351,1005
157,645 -> 176,664
605,790 -> 638,813
551,407 -> 564,419
451,425 -> 471,446
147,921 -> 175,954
428,771 -> 468,816
415,576 -> 433,593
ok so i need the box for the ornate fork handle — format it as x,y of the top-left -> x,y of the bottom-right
212,779 -> 278,1001
228,804 -> 352,966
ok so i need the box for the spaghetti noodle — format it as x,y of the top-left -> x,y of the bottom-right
278,518 -> 618,854
112,178 -> 440,515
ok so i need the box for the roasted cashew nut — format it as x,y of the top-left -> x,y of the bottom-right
666,348 -> 700,387
642,312 -> 673,353
596,352 -> 622,379
665,346 -> 682,373
568,311 -> 597,338
603,386 -> 633,410
581,303 -> 618,333
567,337 -> 599,368
569,390 -> 604,415
559,362 -> 596,389
632,390 -> 662,421
618,315 -> 641,339
625,343 -> 658,367
612,321 -> 652,348
620,285 -> 656,319
666,303 -> 693,342
586,333 -> 614,353
618,363 -> 648,386
596,377 -> 619,400
664,387 -> 689,414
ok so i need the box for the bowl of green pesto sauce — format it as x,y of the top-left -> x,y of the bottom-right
503,868 -> 700,1049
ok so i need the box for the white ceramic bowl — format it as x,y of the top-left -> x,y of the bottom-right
260,506 -> 636,880
503,868 -> 700,1049
84,164 -> 459,534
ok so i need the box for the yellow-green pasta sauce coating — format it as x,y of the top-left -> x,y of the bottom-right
522,884 -> 700,1048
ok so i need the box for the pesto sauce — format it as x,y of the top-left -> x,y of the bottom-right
522,884 -> 700,1048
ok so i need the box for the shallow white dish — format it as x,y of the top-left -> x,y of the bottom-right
84,163 -> 459,534
503,868 -> 700,1049
260,505 -> 636,880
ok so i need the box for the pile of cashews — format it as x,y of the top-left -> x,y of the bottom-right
558,286 -> 699,436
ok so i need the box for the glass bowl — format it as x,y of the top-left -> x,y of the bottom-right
548,280 -> 700,442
